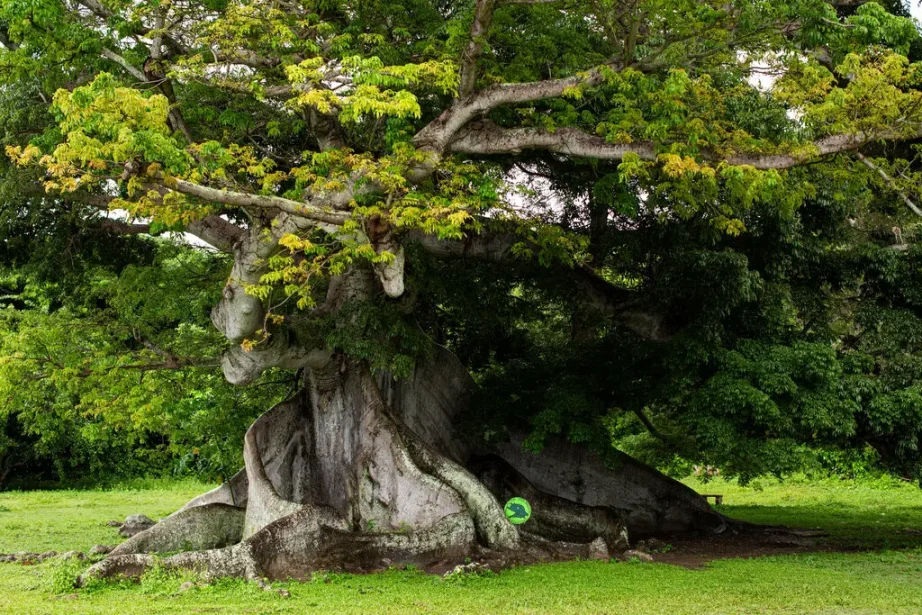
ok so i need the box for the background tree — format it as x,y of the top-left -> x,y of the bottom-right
1,0 -> 922,580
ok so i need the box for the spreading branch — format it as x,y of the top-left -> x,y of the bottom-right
26,356 -> 219,381
629,407 -> 674,443
185,216 -> 246,253
408,229 -> 668,340
415,63 -> 621,151
153,176 -> 351,227
446,123 -> 922,170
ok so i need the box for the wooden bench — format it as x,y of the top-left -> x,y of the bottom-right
701,494 -> 723,505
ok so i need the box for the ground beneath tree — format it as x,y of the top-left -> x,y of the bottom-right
271,527 -> 842,576
0,524 -> 841,575
3,479 -> 922,614
433,526 -> 875,573
650,528 -> 832,569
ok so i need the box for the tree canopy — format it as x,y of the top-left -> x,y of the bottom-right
2,0 -> 922,489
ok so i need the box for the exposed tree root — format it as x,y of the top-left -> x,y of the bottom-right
472,455 -> 629,554
384,343 -> 725,536
83,347 -> 734,583
179,468 -> 248,510
82,507 -> 475,583
109,503 -> 245,557
487,431 -> 724,537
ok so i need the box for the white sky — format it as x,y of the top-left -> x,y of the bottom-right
912,1 -> 922,21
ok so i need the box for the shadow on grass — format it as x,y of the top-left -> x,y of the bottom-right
719,503 -> 922,550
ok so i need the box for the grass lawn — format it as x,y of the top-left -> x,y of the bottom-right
0,476 -> 920,614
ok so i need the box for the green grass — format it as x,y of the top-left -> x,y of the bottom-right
0,478 -> 209,554
686,474 -> 922,549
0,476 -> 920,614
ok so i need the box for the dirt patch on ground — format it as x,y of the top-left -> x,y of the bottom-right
650,527 -> 834,569
421,527 -> 837,575
0,525 -> 878,578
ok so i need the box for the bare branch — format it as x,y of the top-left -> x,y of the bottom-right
100,48 -> 147,82
856,152 -> 922,218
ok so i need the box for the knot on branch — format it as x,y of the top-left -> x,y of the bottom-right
120,160 -> 141,181
367,216 -> 406,299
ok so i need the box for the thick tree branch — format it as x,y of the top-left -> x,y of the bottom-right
148,8 -> 193,142
416,4 -> 877,154
407,229 -> 667,340
629,407 -> 672,443
415,64 -> 621,151
99,219 -> 152,235
447,123 -> 922,170
73,0 -> 115,20
459,0 -> 498,98
154,176 -> 350,227
99,213 -> 243,253
0,24 -> 20,51
185,216 -> 246,253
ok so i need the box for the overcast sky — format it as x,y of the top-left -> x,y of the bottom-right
912,1 -> 922,21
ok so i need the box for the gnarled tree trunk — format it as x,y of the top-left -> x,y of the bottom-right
84,340 -> 723,583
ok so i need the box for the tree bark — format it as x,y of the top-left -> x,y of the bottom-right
83,343 -> 724,583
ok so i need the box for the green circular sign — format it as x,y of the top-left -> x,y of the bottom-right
504,497 -> 532,525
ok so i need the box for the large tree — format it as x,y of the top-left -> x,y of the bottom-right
2,0 -> 922,580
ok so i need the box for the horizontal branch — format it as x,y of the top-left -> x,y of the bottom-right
99,219 -> 151,235
82,186 -> 243,252
154,176 -> 351,227
407,229 -> 668,340
185,215 -> 246,253
416,64 -> 620,150
447,123 -> 922,170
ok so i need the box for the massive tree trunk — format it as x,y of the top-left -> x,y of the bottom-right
84,341 -> 724,583
81,236 -> 722,585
